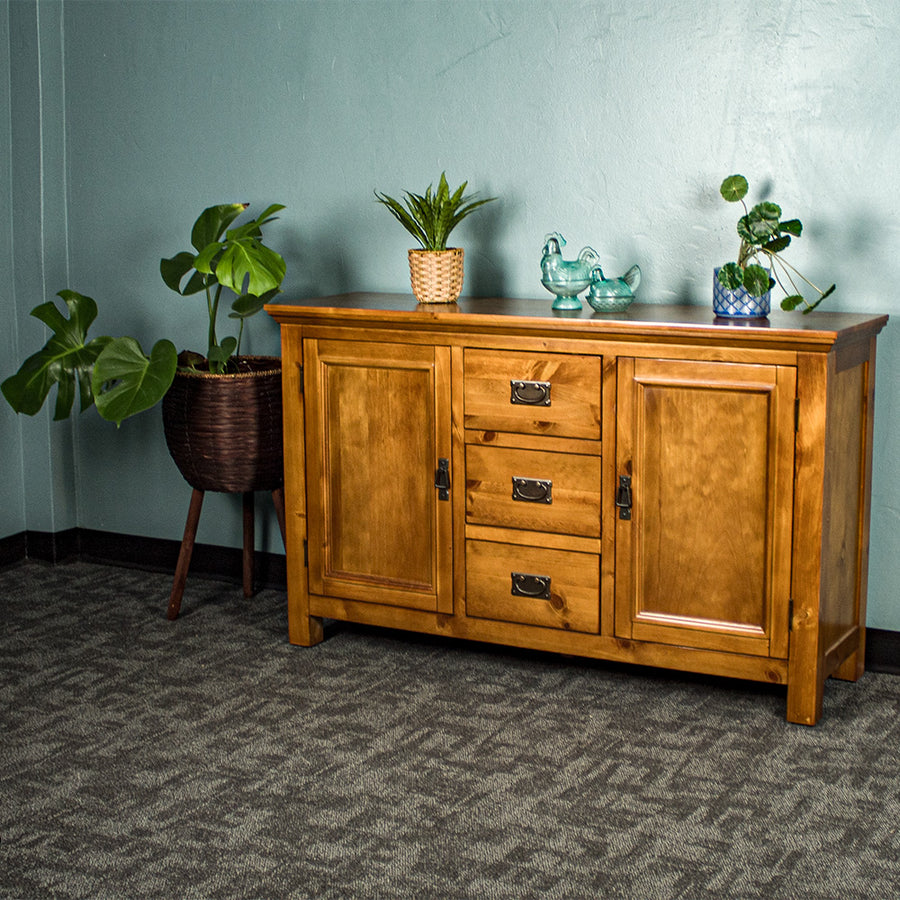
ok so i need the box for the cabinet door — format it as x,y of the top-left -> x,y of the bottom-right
304,339 -> 452,612
615,358 -> 795,657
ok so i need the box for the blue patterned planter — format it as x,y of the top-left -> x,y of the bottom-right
713,267 -> 771,318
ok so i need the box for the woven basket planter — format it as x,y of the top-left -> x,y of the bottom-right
408,247 -> 464,304
162,355 -> 283,494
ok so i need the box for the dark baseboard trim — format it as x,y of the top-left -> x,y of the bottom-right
1,528 -> 897,673
0,532 -> 27,568
1,528 -> 287,591
866,628 -> 900,676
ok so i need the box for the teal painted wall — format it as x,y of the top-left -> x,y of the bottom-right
6,1 -> 900,628
3,0 -> 76,539
0,1 -> 24,540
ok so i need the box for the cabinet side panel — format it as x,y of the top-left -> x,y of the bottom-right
280,326 -> 323,646
820,359 -> 868,665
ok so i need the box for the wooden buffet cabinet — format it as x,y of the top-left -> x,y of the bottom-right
266,293 -> 887,725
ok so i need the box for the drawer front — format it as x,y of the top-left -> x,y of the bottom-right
464,349 -> 601,439
466,445 -> 601,537
466,540 -> 600,632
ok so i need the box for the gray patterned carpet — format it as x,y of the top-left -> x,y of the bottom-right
1,559 -> 900,899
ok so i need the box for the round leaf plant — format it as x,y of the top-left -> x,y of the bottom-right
718,174 -> 835,314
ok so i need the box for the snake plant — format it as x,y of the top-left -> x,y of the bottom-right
374,172 -> 495,251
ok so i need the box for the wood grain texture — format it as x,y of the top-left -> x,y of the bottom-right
270,294 -> 888,724
615,359 -> 795,658
304,339 -> 451,613
465,539 -> 600,633
465,444 -> 602,537
279,325 -> 323,646
463,349 -> 601,439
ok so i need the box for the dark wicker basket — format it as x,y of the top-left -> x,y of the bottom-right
162,355 -> 283,493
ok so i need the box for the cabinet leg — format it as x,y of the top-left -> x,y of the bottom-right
289,610 -> 325,647
242,491 -> 255,598
786,668 -> 824,726
168,488 -> 205,620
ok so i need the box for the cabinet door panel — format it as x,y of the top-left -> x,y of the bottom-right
305,340 -> 452,612
615,358 -> 795,656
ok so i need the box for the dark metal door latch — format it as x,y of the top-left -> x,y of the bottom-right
615,475 -> 632,520
434,458 -> 450,501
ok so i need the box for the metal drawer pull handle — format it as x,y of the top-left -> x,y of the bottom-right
512,477 -> 552,504
510,379 -> 551,406
511,572 -> 552,600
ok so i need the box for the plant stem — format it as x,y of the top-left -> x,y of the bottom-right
207,282 -> 222,359
759,249 -> 829,295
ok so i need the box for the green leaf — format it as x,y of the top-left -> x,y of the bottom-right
375,176 -> 495,251
780,218 -> 802,237
161,251 -> 205,295
720,174 -> 748,203
193,241 -> 223,276
744,206 -> 781,242
742,264 -> 772,297
253,203 -> 286,228
762,235 -> 791,254
207,336 -> 237,373
754,201 -> 782,222
229,288 -> 279,320
448,196 -> 495,235
374,191 -> 428,247
190,203 -> 247,252
781,295 -> 805,311
717,262 -> 744,290
1,291 -> 113,419
92,337 -> 178,426
215,239 -> 286,297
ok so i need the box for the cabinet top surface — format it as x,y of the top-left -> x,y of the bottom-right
266,292 -> 887,350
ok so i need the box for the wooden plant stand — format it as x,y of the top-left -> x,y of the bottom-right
167,487 -> 287,620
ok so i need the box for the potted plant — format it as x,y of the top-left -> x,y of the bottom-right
716,174 -> 835,317
375,172 -> 496,304
3,202 -> 286,427
3,202 -> 288,617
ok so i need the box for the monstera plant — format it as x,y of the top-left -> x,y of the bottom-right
2,202 -> 286,426
717,174 -> 835,313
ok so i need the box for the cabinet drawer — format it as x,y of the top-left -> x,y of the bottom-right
466,540 -> 600,632
464,349 -> 601,439
466,445 -> 601,536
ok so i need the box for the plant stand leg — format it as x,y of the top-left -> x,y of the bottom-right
168,488 -> 205,620
243,491 -> 255,599
272,487 -> 287,549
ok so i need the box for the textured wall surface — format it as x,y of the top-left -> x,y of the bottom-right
4,1 -> 900,626
0,1 -> 23,540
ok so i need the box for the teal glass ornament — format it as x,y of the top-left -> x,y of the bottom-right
586,264 -> 641,313
540,233 -> 600,310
